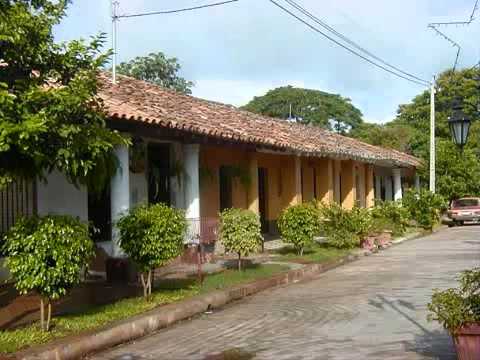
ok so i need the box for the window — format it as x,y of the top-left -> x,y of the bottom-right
1,179 -> 36,253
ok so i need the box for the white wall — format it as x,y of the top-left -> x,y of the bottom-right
36,171 -> 88,221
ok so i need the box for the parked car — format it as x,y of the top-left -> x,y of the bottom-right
446,197 -> 480,226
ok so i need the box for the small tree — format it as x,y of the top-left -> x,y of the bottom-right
403,189 -> 446,231
219,208 -> 263,271
278,203 -> 320,255
117,204 -> 187,298
2,215 -> 94,331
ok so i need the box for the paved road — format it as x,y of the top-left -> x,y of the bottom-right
93,227 -> 480,360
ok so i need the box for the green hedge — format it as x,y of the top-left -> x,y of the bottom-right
278,203 -> 320,255
117,203 -> 187,297
219,208 -> 263,270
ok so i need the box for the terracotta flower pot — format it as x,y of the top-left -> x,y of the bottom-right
361,236 -> 376,251
454,323 -> 480,360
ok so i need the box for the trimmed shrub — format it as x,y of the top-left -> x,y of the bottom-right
117,203 -> 187,298
219,208 -> 263,271
371,200 -> 411,236
278,203 -> 320,255
319,203 -> 371,249
403,189 -> 446,231
2,215 -> 94,331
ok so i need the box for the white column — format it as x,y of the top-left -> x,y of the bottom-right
111,144 -> 130,258
184,144 -> 200,220
393,168 -> 403,201
384,175 -> 393,201
415,174 -> 421,191
375,174 -> 382,201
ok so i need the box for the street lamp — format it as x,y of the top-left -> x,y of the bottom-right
448,97 -> 471,150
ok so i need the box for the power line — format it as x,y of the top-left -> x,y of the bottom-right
429,0 -> 479,27
427,25 -> 462,71
283,0 -> 429,84
116,0 -> 239,19
267,0 -> 430,87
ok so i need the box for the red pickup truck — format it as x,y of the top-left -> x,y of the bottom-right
447,197 -> 480,226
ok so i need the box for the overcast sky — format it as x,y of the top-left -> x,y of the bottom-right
55,0 -> 480,123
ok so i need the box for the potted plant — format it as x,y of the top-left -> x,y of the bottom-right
369,216 -> 393,249
428,268 -> 480,359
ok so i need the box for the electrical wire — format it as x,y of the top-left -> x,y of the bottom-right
116,0 -> 239,19
268,0 -> 430,87
283,0 -> 429,84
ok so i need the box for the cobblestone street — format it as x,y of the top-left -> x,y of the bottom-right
93,227 -> 480,360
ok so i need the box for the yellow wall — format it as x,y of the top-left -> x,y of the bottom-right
200,145 -> 250,219
365,165 -> 375,208
341,160 -> 356,209
200,145 -> 375,221
257,153 -> 300,221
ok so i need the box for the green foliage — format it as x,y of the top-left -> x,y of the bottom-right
403,189 -> 445,230
116,52 -> 194,94
428,268 -> 480,333
219,208 -> 263,270
319,203 -> 371,249
349,122 -> 416,153
0,0 -> 128,192
278,203 -> 320,255
371,200 -> 411,236
351,68 -> 480,201
3,215 -> 94,301
0,263 -> 287,353
117,204 -> 187,296
242,86 -> 363,133
272,242 -> 351,264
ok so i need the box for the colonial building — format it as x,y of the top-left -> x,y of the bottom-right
0,73 -> 421,262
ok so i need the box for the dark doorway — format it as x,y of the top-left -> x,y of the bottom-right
258,168 -> 268,233
219,166 -> 233,211
148,143 -> 171,205
88,188 -> 111,243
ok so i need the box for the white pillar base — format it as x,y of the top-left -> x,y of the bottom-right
393,168 -> 403,201
110,145 -> 130,258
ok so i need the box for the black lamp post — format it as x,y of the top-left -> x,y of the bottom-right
448,97 -> 471,151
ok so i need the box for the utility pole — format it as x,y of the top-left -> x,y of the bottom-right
111,1 -> 119,84
430,76 -> 436,193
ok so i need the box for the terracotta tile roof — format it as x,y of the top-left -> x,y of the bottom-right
98,73 -> 422,168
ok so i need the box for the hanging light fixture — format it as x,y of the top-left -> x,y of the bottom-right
448,97 -> 471,150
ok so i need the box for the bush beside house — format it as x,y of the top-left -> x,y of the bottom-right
117,204 -> 187,298
2,215 -> 94,331
219,208 -> 263,271
278,203 -> 320,255
403,189 -> 445,231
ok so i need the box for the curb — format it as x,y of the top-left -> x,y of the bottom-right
16,254 -> 360,360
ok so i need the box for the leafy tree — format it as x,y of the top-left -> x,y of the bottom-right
242,86 -> 363,133
350,68 -> 480,201
349,122 -> 416,153
0,0 -> 128,192
2,215 -> 94,331
116,52 -> 194,95
117,204 -> 187,298
403,189 -> 445,231
219,208 -> 263,271
278,203 -> 320,255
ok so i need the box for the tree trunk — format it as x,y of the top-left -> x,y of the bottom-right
147,270 -> 152,297
300,247 -> 304,256
140,273 -> 148,298
46,300 -> 52,332
238,253 -> 242,271
40,298 -> 45,331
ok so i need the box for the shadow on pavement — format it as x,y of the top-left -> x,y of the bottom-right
403,330 -> 456,360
